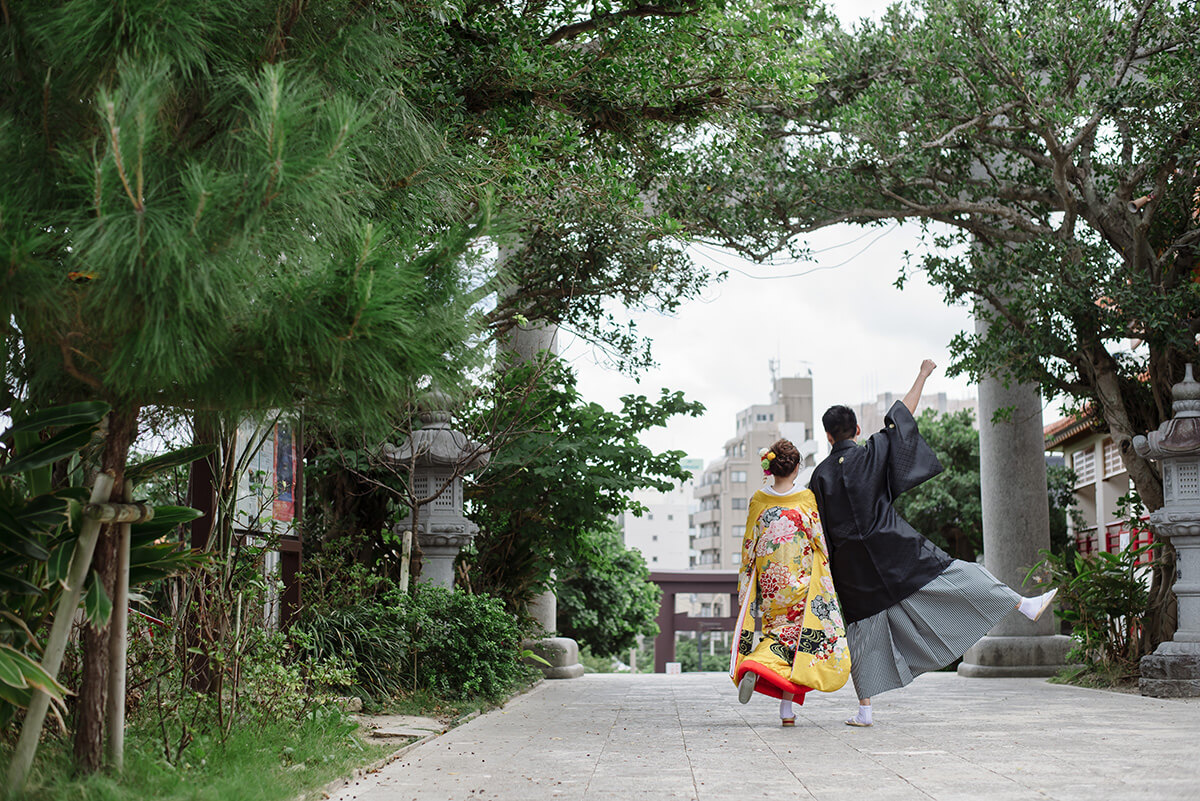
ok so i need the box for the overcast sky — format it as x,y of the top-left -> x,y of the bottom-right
562,1 -> 992,466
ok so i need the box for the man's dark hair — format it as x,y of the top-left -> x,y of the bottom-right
822,405 -> 858,442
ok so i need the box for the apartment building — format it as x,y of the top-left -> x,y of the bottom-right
853,391 -> 978,435
620,457 -> 703,571
691,373 -> 818,590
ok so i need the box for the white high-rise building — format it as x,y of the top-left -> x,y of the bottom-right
620,457 -> 703,571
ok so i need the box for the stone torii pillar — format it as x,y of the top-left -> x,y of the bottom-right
504,319 -> 585,679
959,310 -> 1073,677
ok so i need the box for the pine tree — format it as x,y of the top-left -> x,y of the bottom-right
1,1 -> 480,772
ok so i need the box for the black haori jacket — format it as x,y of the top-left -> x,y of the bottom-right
809,401 -> 953,625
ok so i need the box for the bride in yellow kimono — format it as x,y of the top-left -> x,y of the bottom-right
729,439 -> 849,725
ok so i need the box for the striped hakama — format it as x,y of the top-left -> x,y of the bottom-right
846,560 -> 1020,699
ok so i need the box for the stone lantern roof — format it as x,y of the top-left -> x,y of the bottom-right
381,390 -> 490,472
1134,364 -> 1200,460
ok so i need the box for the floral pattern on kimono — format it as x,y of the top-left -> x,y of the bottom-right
738,503 -> 822,650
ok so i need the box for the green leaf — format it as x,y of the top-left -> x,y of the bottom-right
0,644 -> 70,703
5,402 -> 109,435
0,649 -> 27,689
83,572 -> 113,627
0,571 -> 42,596
45,542 -> 75,587
0,508 -> 50,560
126,445 -> 218,483
0,423 -> 99,476
16,495 -> 71,534
129,543 -> 207,585
130,505 -> 203,545
0,677 -> 33,709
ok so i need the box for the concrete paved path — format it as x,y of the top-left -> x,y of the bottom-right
329,672 -> 1200,801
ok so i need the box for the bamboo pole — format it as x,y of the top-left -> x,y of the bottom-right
105,480 -> 135,772
7,472 -> 116,793
398,530 -> 413,593
85,501 -> 154,524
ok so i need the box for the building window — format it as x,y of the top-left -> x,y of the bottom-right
731,498 -> 747,510
652,535 -> 658,541
769,413 -> 775,421
756,413 -> 767,421
652,556 -> 658,562
1103,439 -> 1123,477
1073,448 -> 1095,486
667,514 -> 674,521
731,525 -> 743,538
648,513 -> 654,520
731,552 -> 739,564
731,470 -> 747,483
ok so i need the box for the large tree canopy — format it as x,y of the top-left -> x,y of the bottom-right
380,0 -> 823,366
670,0 -> 1200,510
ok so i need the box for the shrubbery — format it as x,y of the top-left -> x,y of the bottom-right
1033,542 -> 1153,676
291,584 -> 533,704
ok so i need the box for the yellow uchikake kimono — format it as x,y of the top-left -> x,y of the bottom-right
729,487 -> 850,700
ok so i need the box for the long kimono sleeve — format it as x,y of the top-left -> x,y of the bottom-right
882,400 -> 943,496
738,513 -> 758,608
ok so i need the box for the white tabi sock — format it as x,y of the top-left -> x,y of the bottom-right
1018,589 -> 1058,621
779,698 -> 794,719
851,704 -> 872,725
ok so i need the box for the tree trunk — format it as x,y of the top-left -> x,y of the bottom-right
1087,350 -> 1178,651
73,405 -> 140,774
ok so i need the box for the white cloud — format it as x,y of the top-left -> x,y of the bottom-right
561,223 -> 978,465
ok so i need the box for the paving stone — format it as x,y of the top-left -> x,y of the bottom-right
329,672 -> 1200,801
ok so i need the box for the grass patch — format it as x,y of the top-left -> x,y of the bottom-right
1048,662 -> 1140,693
377,689 -> 479,722
4,710 -> 390,801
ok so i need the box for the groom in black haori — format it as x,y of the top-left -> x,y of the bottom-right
809,360 -> 1057,727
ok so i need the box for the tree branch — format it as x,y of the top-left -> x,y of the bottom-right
543,5 -> 696,47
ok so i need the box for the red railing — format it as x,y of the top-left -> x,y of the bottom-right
1076,517 -> 1154,564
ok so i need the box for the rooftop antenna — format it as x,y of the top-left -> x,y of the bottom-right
769,357 -> 779,387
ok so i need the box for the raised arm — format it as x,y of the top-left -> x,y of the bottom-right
901,359 -> 937,414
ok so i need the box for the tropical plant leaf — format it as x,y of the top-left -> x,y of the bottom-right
0,676 -> 33,709
9,649 -> 70,698
0,650 -> 27,689
15,495 -> 71,534
0,645 -> 70,707
129,505 -> 204,545
126,445 -> 217,483
83,572 -> 112,627
0,571 -> 42,596
0,423 -> 99,476
0,612 -> 42,652
128,543 -> 208,585
0,508 -> 50,560
45,542 -> 74,587
4,402 -> 110,435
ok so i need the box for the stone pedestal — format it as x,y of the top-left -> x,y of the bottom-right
521,637 -> 585,680
1140,642 -> 1200,697
1135,364 -> 1200,697
521,588 -> 584,678
416,531 -> 473,591
959,326 -> 1072,677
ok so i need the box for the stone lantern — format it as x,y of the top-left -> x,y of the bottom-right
385,393 -> 488,590
1136,364 -> 1200,697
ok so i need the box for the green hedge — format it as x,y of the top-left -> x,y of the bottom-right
292,585 -> 531,703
